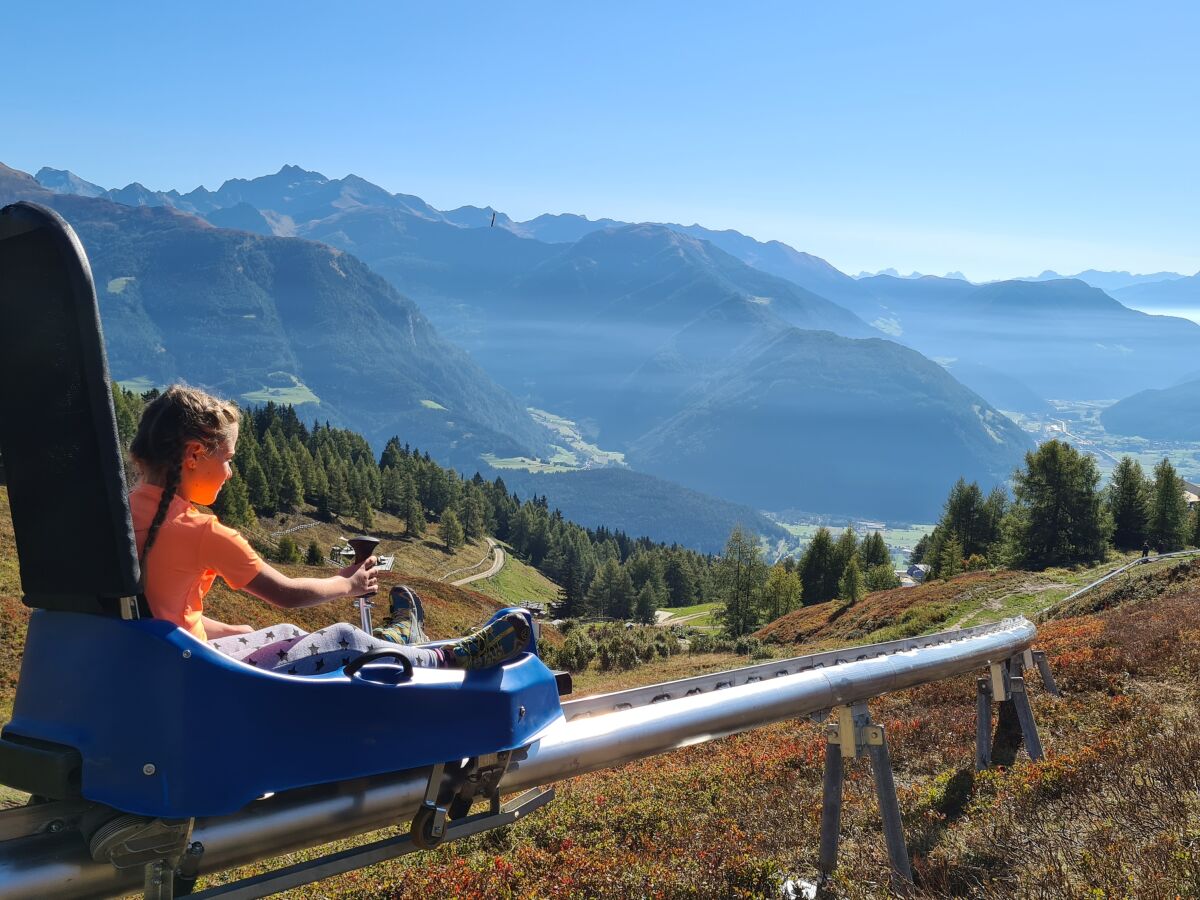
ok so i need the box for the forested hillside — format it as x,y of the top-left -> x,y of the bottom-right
109,388 -> 721,622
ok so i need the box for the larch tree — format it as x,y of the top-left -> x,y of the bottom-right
1106,456 -> 1150,550
1148,457 -> 1189,552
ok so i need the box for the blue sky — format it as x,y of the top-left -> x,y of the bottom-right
4,1 -> 1197,281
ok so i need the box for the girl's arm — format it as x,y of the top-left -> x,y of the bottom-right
243,558 -> 378,610
202,616 -> 253,639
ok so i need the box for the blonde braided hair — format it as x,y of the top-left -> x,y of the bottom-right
129,385 -> 240,563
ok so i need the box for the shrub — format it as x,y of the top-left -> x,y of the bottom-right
965,553 -> 988,571
554,630 -> 597,672
734,635 -> 764,656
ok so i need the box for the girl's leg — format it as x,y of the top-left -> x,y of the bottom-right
242,623 -> 443,675
208,624 -> 308,660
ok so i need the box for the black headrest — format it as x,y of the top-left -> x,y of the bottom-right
0,202 -> 141,613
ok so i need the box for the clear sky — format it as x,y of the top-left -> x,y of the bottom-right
4,1 -> 1197,281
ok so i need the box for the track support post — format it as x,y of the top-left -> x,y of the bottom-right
974,677 -> 992,771
819,702 -> 912,889
1032,650 -> 1061,697
1009,676 -> 1045,761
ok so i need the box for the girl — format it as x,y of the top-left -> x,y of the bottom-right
128,385 -> 528,675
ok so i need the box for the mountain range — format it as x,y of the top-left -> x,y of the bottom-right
1,164 -> 551,470
25,162 -> 1099,520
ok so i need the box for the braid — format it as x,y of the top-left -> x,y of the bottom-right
142,457 -> 182,564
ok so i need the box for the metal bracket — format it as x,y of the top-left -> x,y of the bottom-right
988,661 -> 1009,701
825,703 -> 884,759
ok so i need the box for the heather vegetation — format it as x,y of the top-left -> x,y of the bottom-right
182,555 -> 1200,899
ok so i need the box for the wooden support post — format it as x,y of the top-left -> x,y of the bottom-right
1009,676 -> 1044,762
1032,650 -> 1061,697
818,739 -> 843,879
820,703 -> 913,889
866,730 -> 913,887
975,677 -> 992,771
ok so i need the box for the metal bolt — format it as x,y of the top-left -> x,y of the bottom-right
182,650 -> 192,659
143,763 -> 156,775
46,820 -> 63,833
518,705 -> 526,719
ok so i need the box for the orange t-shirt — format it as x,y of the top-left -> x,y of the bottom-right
129,483 -> 263,641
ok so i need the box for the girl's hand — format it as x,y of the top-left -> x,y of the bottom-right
340,557 -> 378,596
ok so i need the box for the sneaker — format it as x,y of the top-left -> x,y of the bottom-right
374,586 -> 429,645
390,586 -> 427,629
373,619 -> 414,645
441,612 -> 531,670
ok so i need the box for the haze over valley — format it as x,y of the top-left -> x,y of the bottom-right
8,160 -> 1200,542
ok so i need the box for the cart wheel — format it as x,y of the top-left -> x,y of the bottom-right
410,805 -> 444,850
448,795 -> 473,820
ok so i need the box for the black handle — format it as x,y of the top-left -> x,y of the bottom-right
343,649 -> 414,680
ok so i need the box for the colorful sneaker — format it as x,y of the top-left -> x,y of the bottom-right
391,586 -> 427,629
373,619 -> 414,645
441,612 -> 531,670
374,586 -> 429,645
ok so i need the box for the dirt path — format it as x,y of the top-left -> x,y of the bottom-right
656,611 -> 711,626
949,580 -> 1065,629
449,538 -> 505,586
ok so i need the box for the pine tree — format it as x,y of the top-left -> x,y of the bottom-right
586,559 -> 624,619
860,531 -> 890,569
242,455 -> 274,516
715,526 -> 767,637
211,468 -> 255,527
839,556 -> 865,605
939,536 -> 964,580
832,528 -> 859,580
1148,457 -> 1189,552
634,584 -> 657,624
405,493 -> 427,538
1004,440 -> 1108,569
865,563 -> 901,592
799,527 -> 838,604
1107,456 -> 1150,550
441,509 -> 464,551
305,540 -> 324,566
381,466 -> 404,514
277,448 -> 305,513
357,495 -> 374,532
762,563 -> 802,621
276,536 -> 302,564
461,494 -> 486,540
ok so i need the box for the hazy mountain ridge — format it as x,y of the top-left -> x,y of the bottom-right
28,162 -> 1044,519
1021,268 -> 1189,292
1100,378 -> 1200,442
627,328 -> 1033,519
2,163 -> 551,467
838,274 -> 1200,400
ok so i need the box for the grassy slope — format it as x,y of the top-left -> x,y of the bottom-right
469,548 -> 562,608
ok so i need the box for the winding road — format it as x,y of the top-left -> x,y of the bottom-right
449,537 -> 506,586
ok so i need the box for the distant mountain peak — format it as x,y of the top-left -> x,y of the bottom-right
277,163 -> 327,180
35,167 -> 107,198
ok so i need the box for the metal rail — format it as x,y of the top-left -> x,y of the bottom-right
1036,549 -> 1200,622
0,617 -> 1035,900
